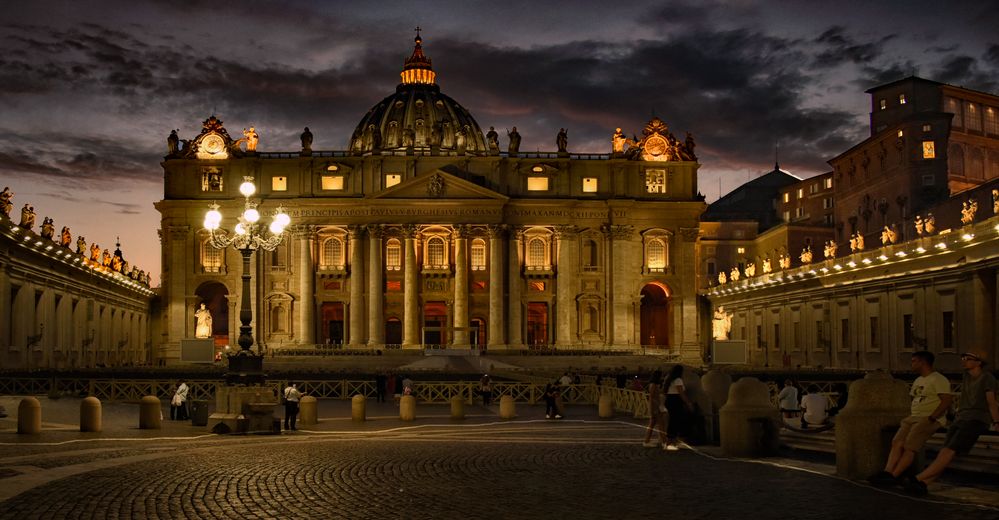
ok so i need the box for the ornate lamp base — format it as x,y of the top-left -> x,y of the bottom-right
226,351 -> 266,386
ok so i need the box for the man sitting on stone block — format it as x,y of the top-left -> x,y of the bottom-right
869,351 -> 952,487
903,348 -> 999,496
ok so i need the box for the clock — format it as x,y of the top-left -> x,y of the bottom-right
642,135 -> 668,161
202,134 -> 225,155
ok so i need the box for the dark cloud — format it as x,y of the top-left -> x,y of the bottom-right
855,60 -> 921,90
96,200 -> 143,215
812,26 -> 896,68
933,55 -> 998,92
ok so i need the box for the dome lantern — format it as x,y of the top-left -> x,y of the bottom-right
401,27 -> 436,86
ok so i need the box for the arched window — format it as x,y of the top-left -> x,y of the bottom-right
321,237 -> 344,269
527,238 -> 547,269
470,239 -> 487,271
386,239 -> 401,270
647,239 -> 666,271
201,239 -> 222,273
427,237 -> 446,268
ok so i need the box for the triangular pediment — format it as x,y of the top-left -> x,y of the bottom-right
368,169 -> 509,201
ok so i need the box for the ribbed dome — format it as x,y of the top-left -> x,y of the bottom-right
349,33 -> 487,155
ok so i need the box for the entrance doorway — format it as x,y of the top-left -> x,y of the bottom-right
527,302 -> 549,347
385,317 -> 402,346
640,283 -> 670,348
471,317 -> 486,348
423,301 -> 447,346
321,302 -> 344,346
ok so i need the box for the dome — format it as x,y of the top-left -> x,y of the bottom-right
349,33 -> 487,155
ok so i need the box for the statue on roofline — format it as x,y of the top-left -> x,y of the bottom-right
486,126 -> 499,155
18,204 -> 35,230
507,127 -> 521,156
60,226 -> 71,248
90,243 -> 101,263
556,128 -> 568,154
40,217 -> 55,240
167,130 -> 179,156
76,236 -> 87,255
300,127 -> 313,155
242,127 -> 259,152
0,186 -> 13,217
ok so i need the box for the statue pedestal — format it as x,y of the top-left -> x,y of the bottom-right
226,351 -> 266,386
207,385 -> 278,434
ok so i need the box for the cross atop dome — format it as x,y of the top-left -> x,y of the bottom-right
401,28 -> 436,85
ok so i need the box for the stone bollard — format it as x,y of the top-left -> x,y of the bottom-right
17,397 -> 42,434
351,395 -> 366,422
598,394 -> 614,418
499,395 -> 516,419
400,395 -> 416,421
450,396 -> 465,420
835,372 -> 910,480
299,396 -> 318,426
719,378 -> 780,457
139,395 -> 162,430
701,370 -> 733,443
80,396 -> 102,433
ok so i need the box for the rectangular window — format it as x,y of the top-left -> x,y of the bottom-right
824,177 -> 833,189
736,247 -> 745,254
385,174 -> 402,188
795,207 -> 804,218
942,311 -> 954,350
582,177 -> 598,193
797,188 -> 804,199
899,94 -> 906,105
879,99 -> 887,110
946,97 -> 963,127
869,316 -> 879,351
756,325 -> 762,350
201,167 -> 223,192
922,124 -> 932,132
823,197 -> 833,209
783,192 -> 790,203
823,214 -> 834,225
966,102 -> 982,131
272,176 -> 287,191
707,260 -> 716,275
986,107 -> 999,135
321,175 -> 344,190
527,177 -> 549,191
645,169 -> 666,193
809,183 -> 819,194
773,324 -> 780,351
922,141 -> 935,159
783,210 -> 790,222
840,318 -> 850,349
903,314 -> 913,349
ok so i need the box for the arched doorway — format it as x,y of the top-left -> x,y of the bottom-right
640,283 -> 671,348
385,317 -> 402,346
195,281 -> 229,348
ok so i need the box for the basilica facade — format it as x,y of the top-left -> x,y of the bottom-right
155,34 -> 707,364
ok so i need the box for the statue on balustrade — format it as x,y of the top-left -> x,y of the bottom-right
18,204 -> 35,230
300,127 -> 313,155
242,127 -> 259,152
167,130 -> 179,156
40,217 -> 55,240
101,249 -> 112,268
76,236 -> 87,255
486,126 -> 499,155
556,128 -> 568,153
0,186 -> 12,217
507,127 -> 521,155
611,128 -> 628,155
924,213 -> 936,234
800,246 -> 813,264
914,215 -> 925,236
961,199 -> 978,225
60,227 -> 72,248
90,243 -> 101,262
195,303 -> 213,338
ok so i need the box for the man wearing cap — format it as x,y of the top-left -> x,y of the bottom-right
905,348 -> 999,495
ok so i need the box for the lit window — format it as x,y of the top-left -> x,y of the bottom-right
321,175 -> 344,190
647,239 -> 666,270
897,130 -> 904,138
922,124 -> 932,132
783,210 -> 790,222
783,193 -> 790,203
385,239 -> 401,270
985,107 -> 998,135
922,141 -> 936,159
645,169 -> 666,193
272,176 -> 287,191
809,183 -> 819,194
327,165 -> 339,172
385,174 -> 402,188
797,188 -> 804,199
531,165 -> 545,173
582,177 -> 598,193
426,237 -> 446,268
470,239 -> 486,271
824,177 -> 833,189
966,102 -> 982,131
899,94 -> 906,105
880,99 -> 887,110
527,177 -> 549,191
321,238 -> 344,269
737,247 -> 746,254
526,238 -> 547,269
201,239 -> 222,273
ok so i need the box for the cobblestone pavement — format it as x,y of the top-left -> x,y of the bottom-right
1,416 -> 998,520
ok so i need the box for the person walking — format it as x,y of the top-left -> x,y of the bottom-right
904,349 -> 998,495
869,351 -> 952,487
479,374 -> 493,406
283,382 -> 302,431
543,382 -> 561,419
643,370 -> 668,448
663,365 -> 693,450
171,380 -> 189,420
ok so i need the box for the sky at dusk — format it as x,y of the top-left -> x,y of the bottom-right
2,0 -> 997,286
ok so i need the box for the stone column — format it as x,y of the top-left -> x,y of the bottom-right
554,225 -> 579,346
488,224 -> 506,347
167,226 -> 189,358
347,225 -> 366,347
295,226 -> 316,345
607,225 -> 636,346
366,225 -> 385,346
507,227 -> 524,347
402,224 -> 420,348
452,225 -> 469,347
679,227 -> 700,361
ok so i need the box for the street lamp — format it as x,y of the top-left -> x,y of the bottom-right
204,176 -> 290,384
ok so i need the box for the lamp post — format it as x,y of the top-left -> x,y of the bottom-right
204,176 -> 290,385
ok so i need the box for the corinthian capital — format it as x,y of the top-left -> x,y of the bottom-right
552,224 -> 578,239
400,223 -> 420,238
604,224 -> 634,241
366,224 -> 385,239
486,224 -> 507,239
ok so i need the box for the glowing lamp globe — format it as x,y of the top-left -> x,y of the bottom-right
239,180 -> 256,197
243,208 -> 260,223
269,221 -> 285,235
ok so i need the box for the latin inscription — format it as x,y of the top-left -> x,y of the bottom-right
286,207 -> 626,219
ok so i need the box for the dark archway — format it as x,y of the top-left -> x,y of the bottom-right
195,281 -> 229,345
385,317 -> 402,346
527,302 -> 549,347
640,283 -> 671,348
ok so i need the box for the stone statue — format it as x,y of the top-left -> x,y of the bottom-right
0,186 -> 13,217
914,215 -> 924,236
144,271 -> 151,286
744,262 -> 756,277
486,126 -> 499,154
121,260 -> 129,274
712,306 -> 733,341
556,128 -> 568,153
18,204 -> 35,230
101,249 -> 112,268
729,267 -> 740,282
961,199 -> 978,225
442,120 -> 454,148
300,127 -> 313,154
717,271 -> 727,284
993,189 -> 998,215
880,225 -> 898,245
76,236 -> 86,255
195,303 -> 213,338
507,127 -> 521,155
242,127 -> 259,152
40,217 -> 55,239
455,128 -> 466,153
428,121 -> 441,148
167,130 -> 179,155
90,243 -> 101,262
402,127 -> 415,148
112,255 -> 123,273
925,213 -> 936,234
855,233 -> 865,251
60,227 -> 71,248
612,128 -> 627,154
683,132 -> 697,160
371,126 -> 382,150
778,254 -> 791,269
762,257 -> 772,274
824,240 -> 837,259
800,246 -> 813,264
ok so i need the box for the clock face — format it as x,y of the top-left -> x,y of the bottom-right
202,134 -> 225,155
645,135 -> 667,157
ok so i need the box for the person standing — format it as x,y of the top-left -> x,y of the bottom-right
869,351 -> 952,487
171,380 -> 189,420
284,382 -> 302,431
905,349 -> 998,495
479,374 -> 493,406
643,370 -> 668,447
375,372 -> 388,403
664,365 -> 693,450
543,383 -> 560,419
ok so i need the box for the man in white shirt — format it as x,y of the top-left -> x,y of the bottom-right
283,382 -> 302,431
800,385 -> 830,427
870,351 -> 952,486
